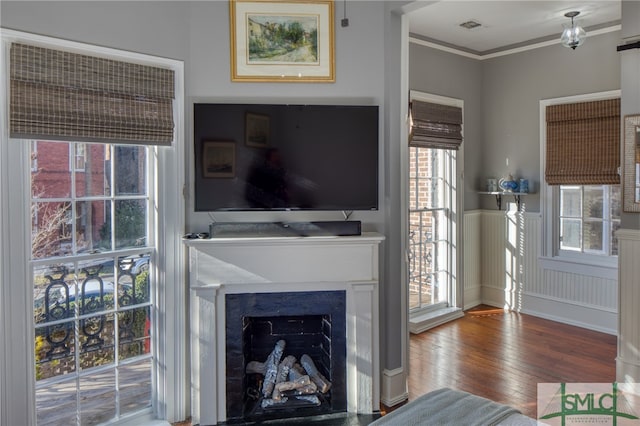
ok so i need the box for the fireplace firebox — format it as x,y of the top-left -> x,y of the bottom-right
225,291 -> 346,422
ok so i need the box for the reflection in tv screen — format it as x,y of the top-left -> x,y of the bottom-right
194,103 -> 379,211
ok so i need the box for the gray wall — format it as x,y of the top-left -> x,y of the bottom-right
483,31 -> 621,213
185,1 -> 386,232
1,0 -> 407,380
0,1 -> 191,60
410,31 -> 621,213
409,43 -> 483,210
621,0 -> 640,230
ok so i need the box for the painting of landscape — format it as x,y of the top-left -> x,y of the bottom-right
247,14 -> 319,64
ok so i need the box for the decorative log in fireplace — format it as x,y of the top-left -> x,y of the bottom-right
246,340 -> 334,409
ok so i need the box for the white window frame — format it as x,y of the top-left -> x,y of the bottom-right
539,90 -> 620,280
31,140 -> 38,172
407,90 -> 464,324
558,184 -> 619,256
69,143 -> 86,172
0,29 -> 186,425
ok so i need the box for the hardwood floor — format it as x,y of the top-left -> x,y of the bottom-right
406,305 -> 617,418
174,305 -> 617,424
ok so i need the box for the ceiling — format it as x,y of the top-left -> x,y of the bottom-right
408,1 -> 621,57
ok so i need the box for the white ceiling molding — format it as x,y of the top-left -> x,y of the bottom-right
410,24 -> 621,61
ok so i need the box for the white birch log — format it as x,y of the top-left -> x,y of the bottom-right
272,375 -> 314,401
288,363 -> 306,381
261,340 -> 286,398
300,354 -> 332,393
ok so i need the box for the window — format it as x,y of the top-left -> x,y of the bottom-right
559,185 -> 620,256
408,146 -> 456,310
407,91 -> 463,332
70,143 -> 86,171
1,30 -> 185,426
540,91 -> 621,277
33,141 -> 153,425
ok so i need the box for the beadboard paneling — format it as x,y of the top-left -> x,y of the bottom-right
463,211 -> 482,308
616,230 -> 640,382
465,210 -> 618,334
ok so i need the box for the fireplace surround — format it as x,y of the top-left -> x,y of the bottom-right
186,233 -> 384,425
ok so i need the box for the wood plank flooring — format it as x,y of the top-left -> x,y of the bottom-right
175,305 -> 617,424
406,305 -> 617,418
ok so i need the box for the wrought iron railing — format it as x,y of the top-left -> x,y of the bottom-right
34,256 -> 151,380
408,208 -> 447,310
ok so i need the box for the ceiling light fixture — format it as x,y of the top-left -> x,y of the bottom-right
560,11 -> 586,50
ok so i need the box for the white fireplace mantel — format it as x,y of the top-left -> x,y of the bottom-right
185,232 -> 384,425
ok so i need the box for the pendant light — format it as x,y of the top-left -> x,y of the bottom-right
560,11 -> 586,50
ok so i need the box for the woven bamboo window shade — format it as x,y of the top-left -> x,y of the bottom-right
10,43 -> 175,145
409,100 -> 463,150
545,98 -> 620,185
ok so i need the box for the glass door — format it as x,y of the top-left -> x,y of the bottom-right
408,146 -> 457,314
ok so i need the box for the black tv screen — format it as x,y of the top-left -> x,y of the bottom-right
194,103 -> 379,211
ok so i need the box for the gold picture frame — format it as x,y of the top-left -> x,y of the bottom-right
202,141 -> 236,178
245,112 -> 270,147
229,0 -> 335,83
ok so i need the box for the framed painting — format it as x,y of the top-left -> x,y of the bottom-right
202,141 -> 236,178
229,0 -> 335,82
245,112 -> 270,147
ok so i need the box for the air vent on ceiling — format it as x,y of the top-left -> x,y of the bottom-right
459,20 -> 481,30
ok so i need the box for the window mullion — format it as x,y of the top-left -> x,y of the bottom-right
110,145 -> 116,252
579,186 -> 584,253
607,185 -> 613,255
71,144 -> 77,256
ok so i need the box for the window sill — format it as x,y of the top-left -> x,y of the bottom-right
539,256 -> 617,280
409,306 -> 463,334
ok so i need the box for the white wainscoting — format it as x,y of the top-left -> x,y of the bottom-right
463,210 -> 618,335
463,211 -> 482,309
616,229 -> 640,383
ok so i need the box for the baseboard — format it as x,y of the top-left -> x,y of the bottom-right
482,286 -> 617,335
409,307 -> 464,334
380,368 -> 408,407
617,355 -> 640,384
480,285 -> 508,310
463,285 -> 481,310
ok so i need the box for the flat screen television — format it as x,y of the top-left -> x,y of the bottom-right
194,103 -> 379,211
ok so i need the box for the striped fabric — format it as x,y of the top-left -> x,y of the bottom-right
409,100 -> 463,150
546,98 -> 620,185
10,43 -> 175,145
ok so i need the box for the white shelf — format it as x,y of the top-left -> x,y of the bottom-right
478,191 -> 531,211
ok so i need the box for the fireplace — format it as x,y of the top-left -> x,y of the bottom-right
225,291 -> 347,421
186,233 -> 383,425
